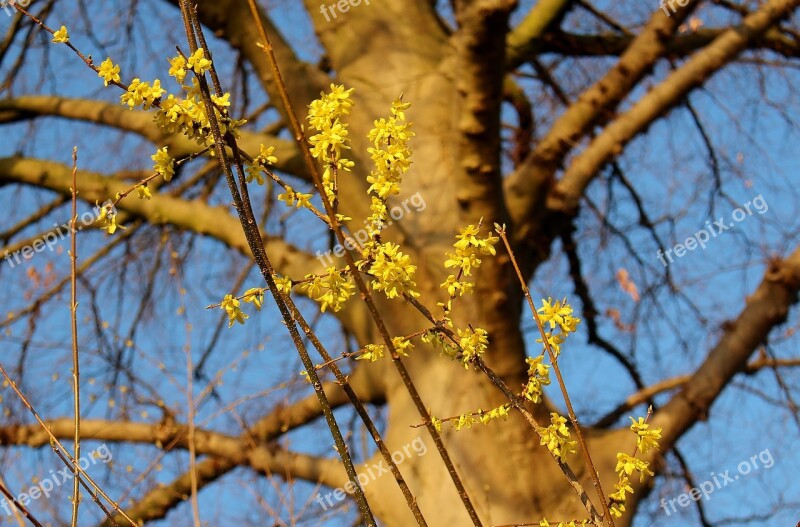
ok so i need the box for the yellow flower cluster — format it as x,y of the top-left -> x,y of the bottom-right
522,355 -> 551,403
392,336 -> 414,356
444,224 -> 499,276
166,49 -> 212,85
456,326 -> 489,368
246,145 -> 279,186
51,26 -> 69,43
277,186 -> 314,208
367,242 -> 419,299
168,55 -> 188,84
97,202 -> 124,235
366,98 -> 414,202
220,294 -> 247,327
536,298 -> 581,357
307,84 -> 355,203
299,267 -> 355,312
98,58 -> 121,87
540,413 -> 577,461
274,275 -> 293,295
608,417 -> 661,518
218,288 -> 266,329
440,224 -> 498,313
615,452 -> 654,480
356,336 -> 414,362
121,78 -> 165,110
151,147 -> 175,182
356,344 -> 385,362
630,416 -> 661,454
187,49 -> 212,75
242,288 -> 265,310
438,404 -> 511,432
154,78 -> 244,149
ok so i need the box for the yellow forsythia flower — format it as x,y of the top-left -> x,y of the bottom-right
242,288 -> 265,311
615,453 -> 654,482
187,48 -> 212,74
136,184 -> 151,200
368,242 -> 419,299
52,26 -> 69,43
151,147 -> 175,182
629,416 -> 662,454
168,55 -> 187,83
357,344 -> 385,362
98,58 -> 121,86
120,78 -> 165,110
220,294 -> 248,327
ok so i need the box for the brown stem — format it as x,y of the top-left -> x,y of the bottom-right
69,146 -> 81,527
497,226 -> 613,526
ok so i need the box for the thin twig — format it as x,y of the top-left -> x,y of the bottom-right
0,363 -> 136,526
69,146 -> 81,527
0,478 -> 44,527
497,225 -> 613,526
169,244 -> 203,527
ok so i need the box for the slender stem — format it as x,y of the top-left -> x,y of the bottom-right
176,262 -> 202,527
0,478 -> 44,527
69,146 -> 81,527
497,227 -> 613,527
0,363 -> 136,526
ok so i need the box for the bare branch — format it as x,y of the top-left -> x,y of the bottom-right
654,247 -> 800,450
549,0 -> 799,214
0,157 -> 322,278
0,96 -> 308,180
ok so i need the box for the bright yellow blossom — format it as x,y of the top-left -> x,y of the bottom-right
151,147 -> 175,181
220,294 -> 247,327
615,453 -> 654,482
357,344 -> 385,362
136,184 -> 151,200
630,416 -> 662,454
456,327 -> 489,367
168,55 -> 187,83
98,58 -> 121,86
540,413 -> 577,461
97,203 -> 124,235
300,267 -> 355,312
52,26 -> 69,43
187,48 -> 212,74
242,288 -> 265,310
121,78 -> 165,110
367,242 -> 419,299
